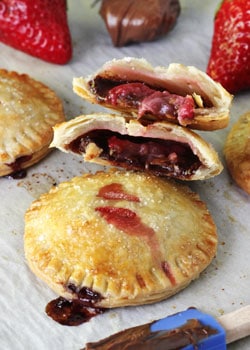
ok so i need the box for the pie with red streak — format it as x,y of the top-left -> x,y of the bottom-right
24,170 -> 217,308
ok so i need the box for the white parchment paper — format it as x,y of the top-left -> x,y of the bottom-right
0,1 -> 249,349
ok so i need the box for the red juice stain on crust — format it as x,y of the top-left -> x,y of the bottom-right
96,207 -> 162,265
95,206 -> 155,238
136,273 -> 146,288
96,206 -> 176,286
97,183 -> 140,202
161,261 -> 176,286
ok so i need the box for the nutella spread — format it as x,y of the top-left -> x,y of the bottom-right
83,318 -> 218,349
46,286 -> 105,326
5,155 -> 32,179
99,0 -> 181,47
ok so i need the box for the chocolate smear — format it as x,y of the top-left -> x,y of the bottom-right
99,0 -> 181,47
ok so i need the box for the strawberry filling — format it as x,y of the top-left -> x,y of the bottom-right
107,134 -> 200,176
107,83 -> 195,123
68,130 -> 201,179
139,91 -> 195,123
90,79 -> 195,124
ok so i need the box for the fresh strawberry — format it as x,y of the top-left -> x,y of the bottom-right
0,0 -> 72,64
206,0 -> 250,94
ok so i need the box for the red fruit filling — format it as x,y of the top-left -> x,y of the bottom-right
90,79 -> 195,124
68,130 -> 201,179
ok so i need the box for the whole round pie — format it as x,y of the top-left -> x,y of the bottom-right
24,170 -> 218,309
0,69 -> 65,176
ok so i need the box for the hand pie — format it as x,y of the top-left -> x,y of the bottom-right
51,113 -> 223,180
24,170 -> 217,313
224,112 -> 250,194
73,57 -> 232,130
0,69 -> 65,177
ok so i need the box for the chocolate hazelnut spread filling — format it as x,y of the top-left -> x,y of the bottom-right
83,318 -> 218,349
67,130 -> 201,179
46,285 -> 105,326
5,155 -> 32,179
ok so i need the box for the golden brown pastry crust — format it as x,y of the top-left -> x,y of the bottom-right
0,69 -> 65,176
51,113 -> 223,180
24,170 -> 218,308
224,112 -> 250,194
73,57 -> 232,131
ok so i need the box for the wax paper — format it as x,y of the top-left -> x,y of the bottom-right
0,1 -> 249,349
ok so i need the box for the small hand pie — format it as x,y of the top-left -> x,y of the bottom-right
73,57 -> 232,130
51,113 -> 223,180
0,69 -> 65,176
24,170 -> 217,309
224,112 -> 250,194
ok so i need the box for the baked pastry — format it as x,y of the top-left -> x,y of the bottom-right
24,170 -> 217,312
224,112 -> 250,194
0,69 -> 65,177
51,113 -> 223,180
73,57 -> 232,130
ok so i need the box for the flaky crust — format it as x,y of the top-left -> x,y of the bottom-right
51,113 -> 223,180
224,112 -> 250,194
0,69 -> 65,176
73,57 -> 232,131
24,170 -> 217,308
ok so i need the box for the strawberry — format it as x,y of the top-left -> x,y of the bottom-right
0,0 -> 72,64
206,0 -> 250,94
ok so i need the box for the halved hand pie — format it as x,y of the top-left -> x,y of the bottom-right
73,57 -> 232,130
24,170 -> 217,324
224,112 -> 250,194
51,113 -> 223,180
0,69 -> 65,177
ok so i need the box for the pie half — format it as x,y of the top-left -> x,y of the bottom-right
51,113 -> 223,180
73,57 -> 232,130
0,69 -> 65,176
24,170 -> 218,308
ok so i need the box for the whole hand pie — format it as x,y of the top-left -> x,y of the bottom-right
51,113 -> 223,180
73,57 -> 232,130
0,69 -> 65,177
224,112 -> 250,194
24,170 -> 217,322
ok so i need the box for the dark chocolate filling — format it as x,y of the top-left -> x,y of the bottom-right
46,286 -> 105,326
83,318 -> 218,350
5,155 -> 32,179
67,130 -> 202,179
89,76 -> 123,100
